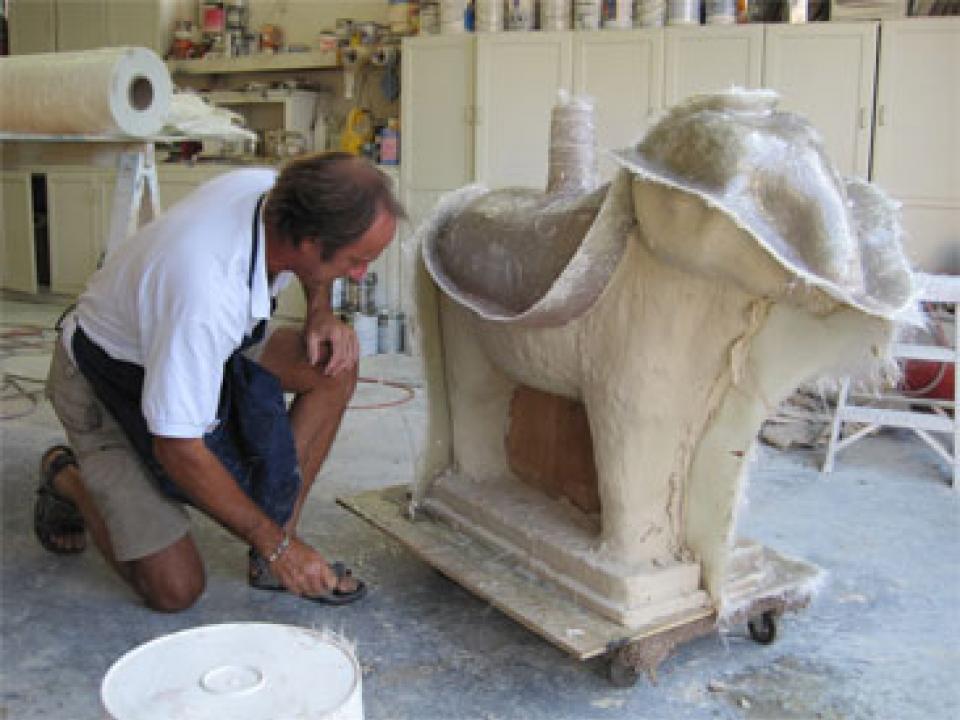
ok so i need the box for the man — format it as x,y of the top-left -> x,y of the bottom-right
34,152 -> 403,611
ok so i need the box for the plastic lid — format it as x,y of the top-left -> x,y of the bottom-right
101,623 -> 361,720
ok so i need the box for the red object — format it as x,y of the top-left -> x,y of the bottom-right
901,359 -> 955,401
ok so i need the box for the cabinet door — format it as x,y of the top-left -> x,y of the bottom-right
107,0 -> 172,55
56,0 -> 108,52
574,30 -> 664,182
8,0 -> 56,54
764,22 -> 877,179
401,35 -> 476,193
47,172 -> 106,295
664,25 -> 763,106
873,18 -> 960,273
1,173 -> 38,294
476,32 -> 573,190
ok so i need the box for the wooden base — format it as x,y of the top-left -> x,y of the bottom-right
338,485 -> 821,663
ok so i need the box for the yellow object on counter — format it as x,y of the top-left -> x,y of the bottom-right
340,107 -> 374,155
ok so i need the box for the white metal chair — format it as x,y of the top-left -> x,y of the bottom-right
822,272 -> 959,488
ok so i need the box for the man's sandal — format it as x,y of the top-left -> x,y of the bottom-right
34,445 -> 86,555
248,549 -> 367,606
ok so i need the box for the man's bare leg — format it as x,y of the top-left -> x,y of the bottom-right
42,450 -> 205,612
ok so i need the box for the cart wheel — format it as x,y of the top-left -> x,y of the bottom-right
747,610 -> 778,645
607,647 -> 641,687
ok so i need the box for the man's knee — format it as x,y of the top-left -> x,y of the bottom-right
338,362 -> 359,402
130,536 -> 205,612
136,565 -> 205,612
304,361 -> 358,407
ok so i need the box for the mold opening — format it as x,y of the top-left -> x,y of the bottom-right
128,76 -> 153,112
506,385 -> 602,531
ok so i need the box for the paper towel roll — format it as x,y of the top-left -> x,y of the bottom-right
0,47 -> 172,137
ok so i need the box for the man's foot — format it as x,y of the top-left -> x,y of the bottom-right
248,549 -> 366,605
34,445 -> 86,554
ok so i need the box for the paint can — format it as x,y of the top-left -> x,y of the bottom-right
387,0 -> 414,34
419,0 -> 441,33
395,311 -> 407,353
540,0 -> 572,30
331,277 -> 346,312
705,0 -> 736,23
603,0 -> 634,28
506,0 -> 536,30
377,310 -> 396,353
344,278 -> 361,313
440,0 -> 471,33
573,0 -> 602,29
101,623 -> 363,720
634,0 -> 666,25
475,0 -> 505,32
362,272 -> 378,314
667,0 -> 700,24
354,312 -> 380,357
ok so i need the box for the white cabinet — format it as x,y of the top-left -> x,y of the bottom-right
763,22 -> 877,179
872,18 -> 960,273
664,25 -> 764,106
157,164 -> 230,211
106,0 -> 180,56
401,30 -> 661,193
573,30 -> 664,182
1,172 -> 38,294
400,35 -> 475,195
475,32 -> 573,190
46,170 -> 109,295
10,0 -> 178,56
8,0 -> 57,54
56,0 -> 108,52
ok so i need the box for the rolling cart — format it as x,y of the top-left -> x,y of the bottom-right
340,485 -> 820,686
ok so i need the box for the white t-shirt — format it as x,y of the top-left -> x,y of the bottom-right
62,168 -> 294,438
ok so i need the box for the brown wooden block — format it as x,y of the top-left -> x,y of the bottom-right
505,385 -> 601,514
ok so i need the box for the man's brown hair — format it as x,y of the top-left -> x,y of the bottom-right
264,152 -> 405,259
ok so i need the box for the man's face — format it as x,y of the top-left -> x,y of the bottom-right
299,207 -> 397,285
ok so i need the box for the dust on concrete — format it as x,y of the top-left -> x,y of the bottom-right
712,655 -> 870,719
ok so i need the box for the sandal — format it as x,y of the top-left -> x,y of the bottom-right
34,445 -> 86,555
248,549 -> 367,605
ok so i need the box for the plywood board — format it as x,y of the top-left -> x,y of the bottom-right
339,485 -> 821,660
340,485 -> 712,660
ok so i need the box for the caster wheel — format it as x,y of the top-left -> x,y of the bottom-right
747,610 -> 778,645
607,647 -> 641,687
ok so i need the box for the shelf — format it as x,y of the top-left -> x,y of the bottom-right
167,50 -> 339,75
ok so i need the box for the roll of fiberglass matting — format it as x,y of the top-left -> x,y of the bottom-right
0,47 -> 172,137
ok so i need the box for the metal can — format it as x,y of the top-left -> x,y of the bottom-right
395,311 -> 406,354
330,278 -> 345,311
377,310 -> 394,354
362,272 -> 378,314
345,278 -> 361,313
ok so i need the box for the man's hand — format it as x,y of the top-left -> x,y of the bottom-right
304,313 -> 359,376
269,536 -> 359,597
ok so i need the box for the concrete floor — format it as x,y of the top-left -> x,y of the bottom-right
2,294 -> 958,720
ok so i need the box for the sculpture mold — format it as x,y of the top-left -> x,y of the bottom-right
410,89 -> 914,627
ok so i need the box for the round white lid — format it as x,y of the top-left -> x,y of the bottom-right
101,623 -> 360,720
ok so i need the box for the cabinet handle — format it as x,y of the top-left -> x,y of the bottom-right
858,107 -> 866,130
877,105 -> 886,127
